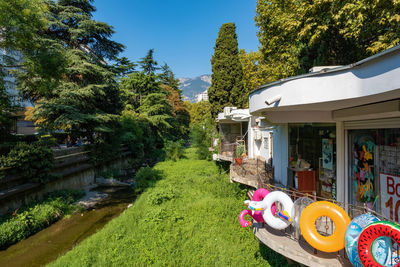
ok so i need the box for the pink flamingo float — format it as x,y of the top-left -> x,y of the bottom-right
239,188 -> 276,228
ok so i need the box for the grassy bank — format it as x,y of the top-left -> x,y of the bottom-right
0,189 -> 84,249
49,148 -> 290,266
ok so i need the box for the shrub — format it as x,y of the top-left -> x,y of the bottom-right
189,124 -> 211,160
0,140 -> 55,183
134,166 -> 163,193
0,189 -> 84,249
164,140 -> 184,161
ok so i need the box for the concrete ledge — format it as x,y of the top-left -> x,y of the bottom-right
253,222 -> 352,267
0,183 -> 41,202
230,168 -> 258,188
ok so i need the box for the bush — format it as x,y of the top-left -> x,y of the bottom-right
134,166 -> 163,193
0,189 -> 84,249
0,140 -> 55,183
164,140 -> 185,161
189,124 -> 211,160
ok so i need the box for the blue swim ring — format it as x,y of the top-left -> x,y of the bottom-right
345,214 -> 393,267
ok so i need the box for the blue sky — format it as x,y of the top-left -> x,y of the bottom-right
93,0 -> 260,78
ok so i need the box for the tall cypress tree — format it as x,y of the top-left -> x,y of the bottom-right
208,23 -> 245,118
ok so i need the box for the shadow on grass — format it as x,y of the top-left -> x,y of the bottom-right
215,160 -> 231,174
259,242 -> 302,267
134,167 -> 165,194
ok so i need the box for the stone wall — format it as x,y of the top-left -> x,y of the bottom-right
0,147 -> 133,215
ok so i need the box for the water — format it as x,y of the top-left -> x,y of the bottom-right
0,186 -> 136,267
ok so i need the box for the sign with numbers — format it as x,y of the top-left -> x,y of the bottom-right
380,173 -> 400,222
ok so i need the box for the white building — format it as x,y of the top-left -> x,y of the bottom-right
249,45 -> 400,218
195,90 -> 208,102
215,107 -> 273,162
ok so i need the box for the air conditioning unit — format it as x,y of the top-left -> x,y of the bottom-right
254,130 -> 262,141
223,107 -> 237,117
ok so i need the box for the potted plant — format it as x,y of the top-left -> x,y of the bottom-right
235,143 -> 245,165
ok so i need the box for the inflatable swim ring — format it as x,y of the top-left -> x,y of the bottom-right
239,210 -> 256,227
239,188 -> 275,228
300,201 -> 350,252
261,191 -> 294,230
291,197 -> 314,238
358,221 -> 400,267
252,188 -> 270,202
345,214 -> 394,267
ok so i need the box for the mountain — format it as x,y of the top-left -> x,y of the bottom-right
178,75 -> 211,103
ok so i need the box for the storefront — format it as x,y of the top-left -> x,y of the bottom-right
249,45 -> 400,205
345,119 -> 400,221
288,123 -> 337,199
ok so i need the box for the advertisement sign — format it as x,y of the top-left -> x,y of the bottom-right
380,173 -> 400,222
322,138 -> 333,170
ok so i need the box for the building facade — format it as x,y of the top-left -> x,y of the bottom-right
249,46 -> 400,220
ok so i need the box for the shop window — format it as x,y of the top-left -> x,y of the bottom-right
288,123 -> 336,198
348,129 -> 400,221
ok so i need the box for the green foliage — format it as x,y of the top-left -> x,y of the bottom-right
138,49 -> 159,74
235,143 -> 245,158
158,63 -> 180,91
239,49 -> 273,94
208,23 -> 245,118
190,124 -> 211,160
0,140 -> 54,183
48,148 -> 292,267
164,140 -> 185,161
147,185 -> 180,205
134,166 -> 163,194
0,0 -> 47,52
15,0 -> 124,139
0,0 -> 47,138
0,189 -> 84,249
255,0 -> 400,82
120,71 -> 161,109
185,100 -> 212,127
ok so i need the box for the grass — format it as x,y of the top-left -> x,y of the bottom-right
48,148 -> 291,266
0,189 -> 84,249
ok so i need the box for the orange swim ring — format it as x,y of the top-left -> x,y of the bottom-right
300,201 -> 350,252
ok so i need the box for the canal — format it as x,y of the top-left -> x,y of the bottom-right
0,186 -> 136,267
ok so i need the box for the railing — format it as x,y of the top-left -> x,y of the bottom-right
220,142 -> 236,157
254,181 -> 400,265
231,157 -> 274,186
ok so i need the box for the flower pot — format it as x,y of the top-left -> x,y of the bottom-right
235,158 -> 242,165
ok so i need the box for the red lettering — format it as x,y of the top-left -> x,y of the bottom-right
388,176 -> 395,195
397,184 -> 400,198
395,200 -> 400,222
386,197 -> 394,220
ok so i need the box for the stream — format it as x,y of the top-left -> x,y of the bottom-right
0,186 -> 136,267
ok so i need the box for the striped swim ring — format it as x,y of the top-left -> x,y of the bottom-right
358,221 -> 400,267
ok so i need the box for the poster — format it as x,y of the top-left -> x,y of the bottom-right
380,173 -> 400,222
322,138 -> 333,170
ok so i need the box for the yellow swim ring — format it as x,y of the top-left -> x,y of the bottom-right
300,201 -> 350,252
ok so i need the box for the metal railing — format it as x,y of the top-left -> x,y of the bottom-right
254,181 -> 400,264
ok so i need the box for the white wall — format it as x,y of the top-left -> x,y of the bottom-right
272,124 -> 289,186
247,117 -> 273,161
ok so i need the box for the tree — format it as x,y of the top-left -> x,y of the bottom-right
0,0 -> 48,138
185,101 -> 212,127
158,63 -> 180,91
208,23 -> 245,118
18,0 -> 124,139
0,0 -> 47,54
138,49 -> 158,74
162,84 -> 189,139
120,71 -> 160,109
255,0 -> 400,81
239,49 -> 273,96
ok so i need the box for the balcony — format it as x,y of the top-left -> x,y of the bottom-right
230,158 -> 272,188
